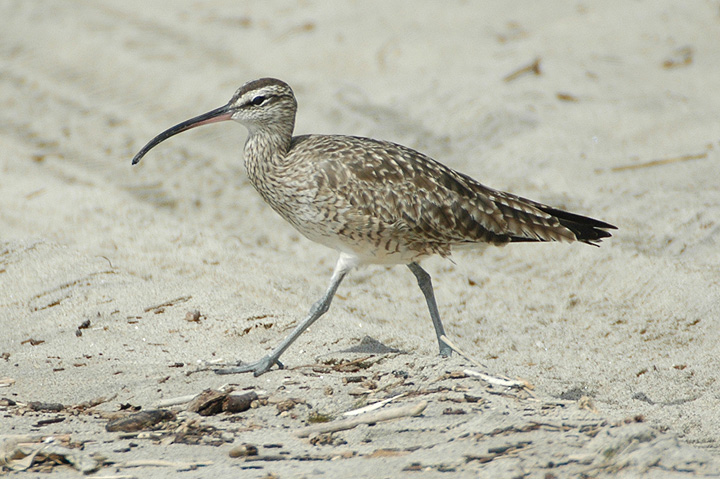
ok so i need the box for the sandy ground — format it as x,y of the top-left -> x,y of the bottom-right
2,1 -> 720,477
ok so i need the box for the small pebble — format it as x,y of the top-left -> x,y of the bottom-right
229,443 -> 259,458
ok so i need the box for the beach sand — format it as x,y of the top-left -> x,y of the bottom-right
2,1 -> 719,476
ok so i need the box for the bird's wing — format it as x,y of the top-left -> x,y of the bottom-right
292,135 -> 614,247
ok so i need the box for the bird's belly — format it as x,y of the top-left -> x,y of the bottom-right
299,226 -> 423,265
281,209 -> 419,265
262,198 -> 420,265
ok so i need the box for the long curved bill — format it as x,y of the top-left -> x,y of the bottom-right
131,103 -> 234,165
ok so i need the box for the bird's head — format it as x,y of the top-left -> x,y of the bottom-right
131,78 -> 297,165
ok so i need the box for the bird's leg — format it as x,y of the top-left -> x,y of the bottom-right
407,262 -> 452,357
215,254 -> 355,376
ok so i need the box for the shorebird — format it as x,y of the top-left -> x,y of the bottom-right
132,78 -> 616,376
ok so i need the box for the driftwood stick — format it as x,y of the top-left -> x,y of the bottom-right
294,401 -> 427,438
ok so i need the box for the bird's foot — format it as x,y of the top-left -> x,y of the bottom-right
213,356 -> 284,376
439,341 -> 452,358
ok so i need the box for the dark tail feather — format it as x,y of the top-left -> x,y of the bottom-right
507,205 -> 617,246
537,205 -> 616,245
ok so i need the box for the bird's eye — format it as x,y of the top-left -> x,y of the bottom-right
251,96 -> 267,106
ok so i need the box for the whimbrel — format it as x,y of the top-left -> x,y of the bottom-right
132,78 -> 616,376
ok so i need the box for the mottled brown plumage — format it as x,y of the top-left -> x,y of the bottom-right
132,78 -> 616,376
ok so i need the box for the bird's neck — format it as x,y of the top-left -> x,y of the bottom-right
243,124 -> 294,185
